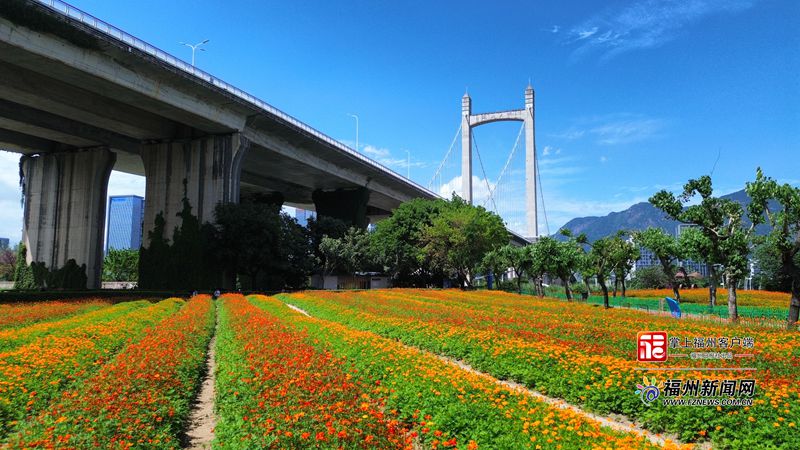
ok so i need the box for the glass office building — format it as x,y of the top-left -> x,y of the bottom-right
105,195 -> 144,253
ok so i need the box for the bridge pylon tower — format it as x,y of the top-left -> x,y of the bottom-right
461,85 -> 537,239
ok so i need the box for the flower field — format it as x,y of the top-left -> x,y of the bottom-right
0,298 -> 182,440
247,295 -> 673,450
624,289 -> 790,309
6,295 -> 214,448
0,290 -> 795,449
278,289 -> 799,449
0,299 -> 111,330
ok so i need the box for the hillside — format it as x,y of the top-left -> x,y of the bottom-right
555,189 -> 772,241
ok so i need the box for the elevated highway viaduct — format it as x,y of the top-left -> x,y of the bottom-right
0,0 -> 527,288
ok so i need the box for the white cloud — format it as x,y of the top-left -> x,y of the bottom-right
576,27 -> 599,40
566,0 -> 756,59
107,171 -> 145,198
590,117 -> 665,145
542,145 -> 552,156
600,155 -> 608,163
552,114 -> 666,146
360,144 -> 428,173
550,25 -> 560,33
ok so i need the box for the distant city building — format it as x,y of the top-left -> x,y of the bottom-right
630,225 -> 709,279
295,208 -> 316,227
674,224 -> 709,278
632,245 -> 661,272
105,195 -> 144,253
0,238 -> 8,250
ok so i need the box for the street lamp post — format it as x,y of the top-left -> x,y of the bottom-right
347,113 -> 359,152
180,39 -> 209,66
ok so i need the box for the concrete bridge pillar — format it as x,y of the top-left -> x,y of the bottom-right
140,133 -> 249,245
20,147 -> 116,289
312,187 -> 369,228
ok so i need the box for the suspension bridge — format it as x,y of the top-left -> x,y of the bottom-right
429,85 -> 549,241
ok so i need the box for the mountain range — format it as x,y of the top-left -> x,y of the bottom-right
554,189 -> 772,242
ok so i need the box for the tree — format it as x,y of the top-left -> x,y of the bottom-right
630,266 -> 671,289
102,248 -> 139,282
319,227 -> 376,276
482,244 -> 530,293
422,197 -> 508,288
307,215 -> 349,273
535,237 -> 581,300
633,228 -> 684,299
525,242 -> 548,297
751,237 -> 794,292
371,198 -> 447,287
651,176 -> 753,322
609,235 -> 639,298
0,247 -> 15,281
579,233 -> 619,308
746,168 -> 800,328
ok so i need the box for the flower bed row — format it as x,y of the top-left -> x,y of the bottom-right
279,290 -> 799,449
214,294 -> 414,449
0,300 -> 146,352
254,295 -> 668,450
6,295 -> 215,448
625,289 -> 790,309
0,298 -> 182,439
0,299 -> 111,330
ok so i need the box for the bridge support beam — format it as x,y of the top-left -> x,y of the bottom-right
312,187 -> 369,228
21,147 -> 116,289
140,133 -> 249,245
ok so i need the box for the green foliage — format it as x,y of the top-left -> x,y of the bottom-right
102,249 -> 139,282
651,175 -> 754,319
12,242 -> 86,289
319,227 -> 376,276
746,168 -> 800,327
629,266 -> 671,289
13,243 -> 35,290
581,233 -> 623,308
481,244 -> 530,292
633,228 -> 682,296
139,186 -> 222,290
307,215 -> 350,274
213,202 -> 312,291
751,237 -> 794,291
535,236 -> 583,299
371,198 -> 448,287
422,197 -> 508,287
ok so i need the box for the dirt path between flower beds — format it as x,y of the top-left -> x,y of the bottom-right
183,308 -> 218,449
285,303 -> 710,449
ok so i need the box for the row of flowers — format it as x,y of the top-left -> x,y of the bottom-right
624,289 -> 790,309
281,289 -> 798,449
0,300 -> 148,352
6,295 -> 215,448
0,299 -> 111,331
0,298 -> 183,440
260,295 -> 669,450
214,294 -> 415,449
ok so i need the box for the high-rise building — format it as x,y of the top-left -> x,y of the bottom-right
0,238 -> 8,250
105,195 -> 144,253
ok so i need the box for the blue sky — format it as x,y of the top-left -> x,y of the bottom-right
1,0 -> 799,241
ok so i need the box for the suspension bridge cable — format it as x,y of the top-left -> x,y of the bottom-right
428,123 -> 462,190
470,129 -> 498,212
484,122 -> 525,209
536,145 -> 549,236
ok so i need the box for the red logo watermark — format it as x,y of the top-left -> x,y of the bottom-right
637,331 -> 668,362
